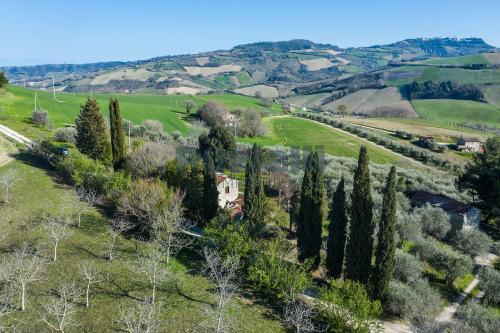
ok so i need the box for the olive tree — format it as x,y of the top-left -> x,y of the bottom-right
478,267 -> 500,306
451,229 -> 493,257
393,250 -> 423,284
415,204 -> 451,240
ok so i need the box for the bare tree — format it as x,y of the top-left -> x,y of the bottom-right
135,246 -> 169,305
119,300 -> 161,333
202,248 -> 239,333
0,169 -> 17,205
70,187 -> 98,228
40,281 -> 82,333
107,218 -> 132,261
44,216 -> 72,262
283,300 -> 323,333
79,261 -> 103,308
151,190 -> 194,265
0,244 -> 45,311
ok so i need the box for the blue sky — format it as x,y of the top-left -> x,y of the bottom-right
1,0 -> 499,66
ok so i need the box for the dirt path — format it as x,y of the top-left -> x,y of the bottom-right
0,123 -> 33,146
436,252 -> 498,324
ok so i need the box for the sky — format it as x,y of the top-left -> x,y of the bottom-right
1,0 -> 499,66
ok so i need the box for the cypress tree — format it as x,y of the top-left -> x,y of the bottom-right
297,152 -> 324,269
202,150 -> 219,223
326,177 -> 348,278
109,98 -> 126,170
344,146 -> 374,286
75,97 -> 111,164
243,144 -> 265,235
372,167 -> 397,300
289,190 -> 301,232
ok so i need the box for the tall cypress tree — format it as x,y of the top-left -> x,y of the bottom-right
344,146 -> 374,286
109,98 -> 126,170
75,97 -> 111,163
372,167 -> 397,300
289,190 -> 301,232
326,177 -> 348,278
243,144 -> 265,235
297,152 -> 324,269
202,150 -> 219,223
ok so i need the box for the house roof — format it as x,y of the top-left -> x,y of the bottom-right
457,137 -> 481,144
216,172 -> 229,184
411,190 -> 476,215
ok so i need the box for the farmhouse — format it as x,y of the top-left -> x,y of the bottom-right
411,190 -> 481,230
456,137 -> 481,152
216,172 -> 239,206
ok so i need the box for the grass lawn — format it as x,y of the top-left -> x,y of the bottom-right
0,86 -> 282,140
412,99 -> 500,129
485,85 -> 500,108
237,71 -> 253,86
240,116 -> 409,165
0,153 -> 284,332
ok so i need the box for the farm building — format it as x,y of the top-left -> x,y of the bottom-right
456,137 -> 481,152
216,172 -> 239,207
411,190 -> 481,230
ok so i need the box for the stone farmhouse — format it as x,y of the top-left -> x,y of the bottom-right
456,137 -> 481,152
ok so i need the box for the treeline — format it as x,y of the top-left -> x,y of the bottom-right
401,80 -> 485,102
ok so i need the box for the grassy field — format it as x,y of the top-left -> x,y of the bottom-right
418,67 -> 500,85
420,54 -> 489,65
412,99 -> 500,128
485,85 -> 500,108
0,86 -> 282,140
0,153 -> 284,332
241,116 -> 413,165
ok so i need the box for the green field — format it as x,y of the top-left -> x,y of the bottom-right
418,67 -> 500,85
242,116 -> 408,165
412,99 -> 500,128
0,154 -> 284,332
0,86 -> 281,140
485,85 -> 500,108
237,71 -> 253,86
421,54 -> 489,65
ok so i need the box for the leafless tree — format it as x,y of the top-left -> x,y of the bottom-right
135,246 -> 169,305
69,187 -> 98,228
202,248 -> 239,333
0,244 -> 45,311
151,190 -> 194,265
107,218 -> 132,261
79,261 -> 103,308
40,281 -> 82,333
119,300 -> 161,333
283,300 -> 323,333
44,216 -> 72,262
125,142 -> 175,178
0,169 -> 17,205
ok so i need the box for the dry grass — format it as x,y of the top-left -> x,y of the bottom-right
323,87 -> 417,117
299,58 -> 334,71
234,85 -> 279,98
90,68 -> 156,85
195,56 -> 210,66
165,86 -> 202,95
483,52 -> 500,65
183,64 -> 241,77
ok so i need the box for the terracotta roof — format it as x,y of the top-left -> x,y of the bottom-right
216,172 -> 228,184
411,190 -> 475,215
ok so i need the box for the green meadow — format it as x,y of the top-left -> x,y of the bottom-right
241,116 -> 408,165
412,99 -> 500,128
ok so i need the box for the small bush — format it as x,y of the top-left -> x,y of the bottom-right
393,250 -> 423,283
54,127 -> 76,143
478,267 -> 500,306
451,229 -> 493,257
32,110 -> 49,126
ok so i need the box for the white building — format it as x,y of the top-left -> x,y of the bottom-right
216,172 -> 239,209
457,137 -> 481,152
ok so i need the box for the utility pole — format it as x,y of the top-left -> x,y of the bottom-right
128,121 -> 131,153
52,76 -> 56,100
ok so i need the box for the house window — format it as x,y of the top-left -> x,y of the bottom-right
225,186 -> 230,194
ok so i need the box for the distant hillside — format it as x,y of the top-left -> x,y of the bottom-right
1,37 -> 495,97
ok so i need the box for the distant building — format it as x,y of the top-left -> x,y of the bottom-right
410,190 -> 481,230
456,137 -> 481,152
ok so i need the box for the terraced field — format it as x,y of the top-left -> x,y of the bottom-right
241,116 -> 414,166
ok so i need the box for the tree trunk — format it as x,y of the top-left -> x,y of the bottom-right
77,213 -> 82,228
86,283 -> 90,307
152,282 -> 156,305
21,282 -> 26,311
216,293 -> 224,333
53,242 -> 58,262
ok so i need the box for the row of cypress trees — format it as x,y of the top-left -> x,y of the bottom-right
74,97 -> 126,171
296,146 -> 397,300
